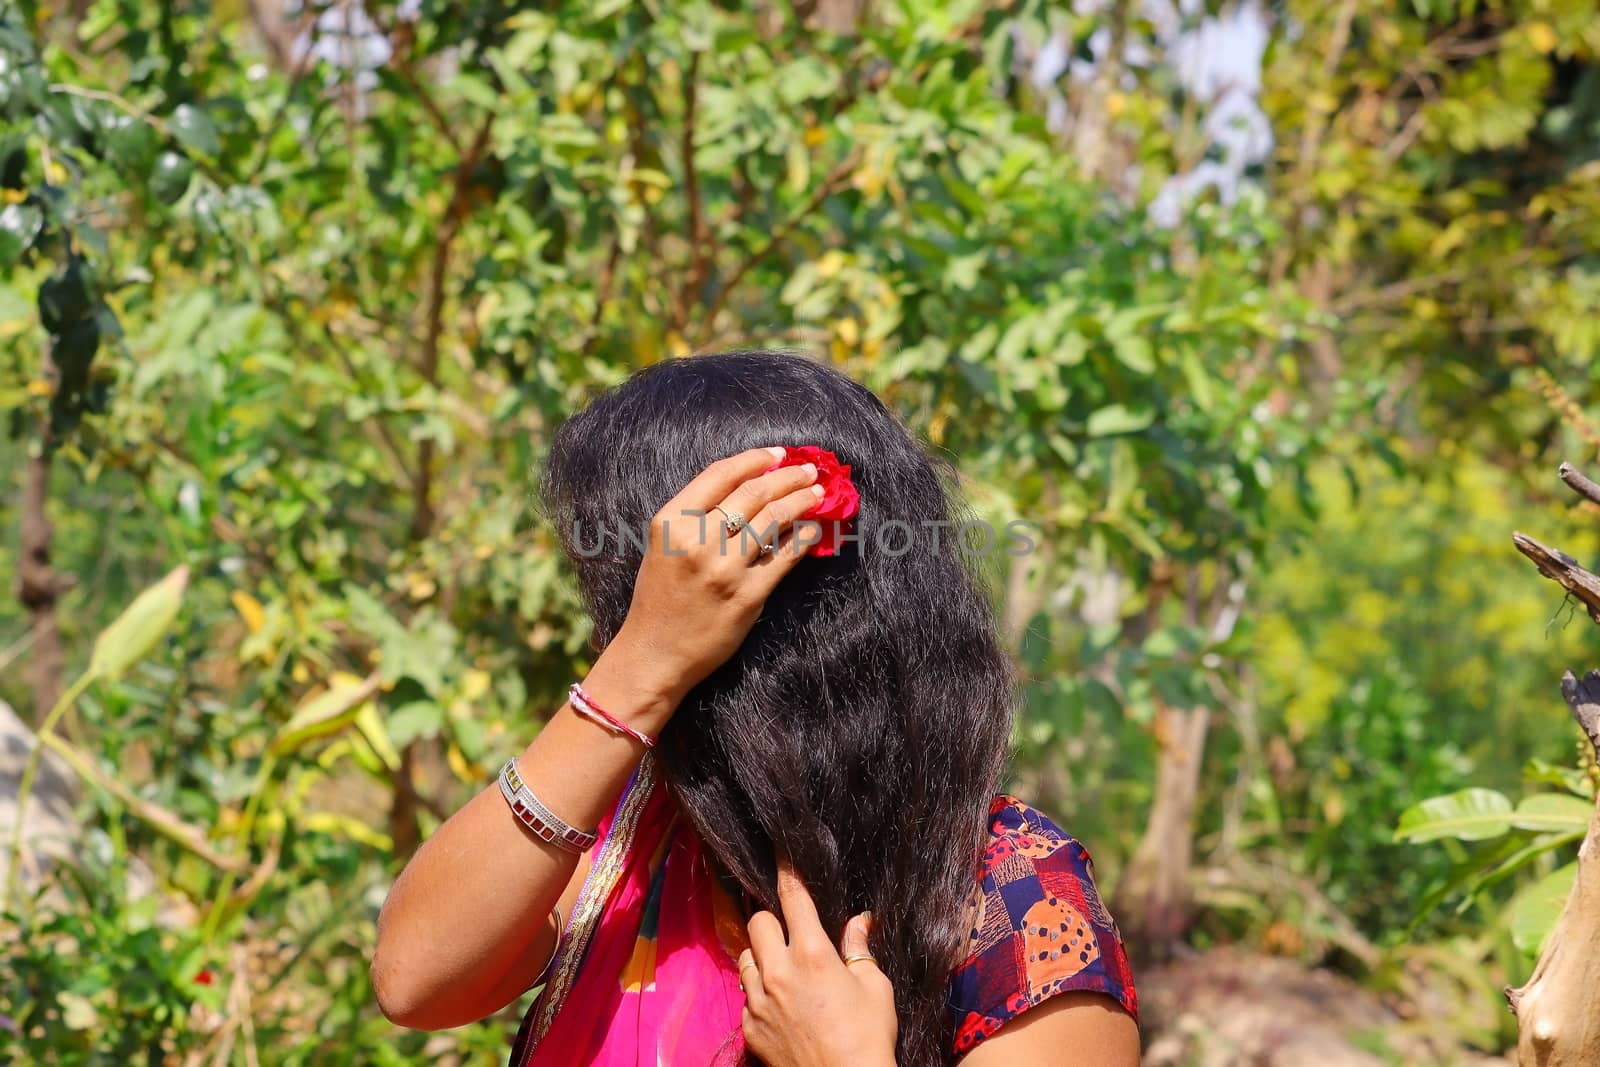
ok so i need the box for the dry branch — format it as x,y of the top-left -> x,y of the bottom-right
1558,463 -> 1600,509
1511,532 -> 1600,623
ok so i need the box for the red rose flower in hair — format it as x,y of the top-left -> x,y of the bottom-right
765,445 -> 859,557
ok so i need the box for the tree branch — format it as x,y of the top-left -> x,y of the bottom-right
1513,531 -> 1600,624
40,732 -> 251,874
410,112 -> 494,543
694,149 -> 861,348
1559,463 -> 1600,509
1560,670 -> 1600,760
676,51 -> 708,332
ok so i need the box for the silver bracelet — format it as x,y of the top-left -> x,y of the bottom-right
498,758 -> 598,853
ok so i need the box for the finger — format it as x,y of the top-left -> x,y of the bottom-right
667,447 -> 789,513
716,462 -> 818,527
737,947 -> 767,1007
744,484 -> 828,552
748,525 -> 814,584
840,912 -> 873,960
775,854 -> 828,950
747,909 -> 786,970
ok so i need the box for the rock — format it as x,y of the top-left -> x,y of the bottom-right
0,699 -> 154,905
1139,947 -> 1510,1067
0,698 -> 83,897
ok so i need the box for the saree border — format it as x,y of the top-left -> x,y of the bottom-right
519,751 -> 661,1054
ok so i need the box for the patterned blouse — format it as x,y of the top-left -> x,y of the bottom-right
946,795 -> 1139,1056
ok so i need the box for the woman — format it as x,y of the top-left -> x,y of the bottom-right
372,351 -> 1139,1066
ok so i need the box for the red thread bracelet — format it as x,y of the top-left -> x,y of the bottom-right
568,683 -> 658,749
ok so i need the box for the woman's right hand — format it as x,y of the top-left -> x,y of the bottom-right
585,446 -> 824,723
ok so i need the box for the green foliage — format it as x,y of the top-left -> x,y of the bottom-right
1,0 -> 1599,1059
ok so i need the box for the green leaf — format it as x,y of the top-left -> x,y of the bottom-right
1394,787 -> 1514,844
88,565 -> 189,681
1142,629 -> 1180,657
384,700 -> 445,748
272,674 -> 382,755
1086,404 -> 1156,437
1110,334 -> 1155,374
1508,861 -> 1577,955
0,201 -> 42,267
169,103 -> 220,157
1512,793 -> 1594,834
150,151 -> 192,204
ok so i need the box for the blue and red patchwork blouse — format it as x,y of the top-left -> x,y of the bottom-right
946,795 -> 1139,1055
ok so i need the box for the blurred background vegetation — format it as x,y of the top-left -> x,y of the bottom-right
2,0 -> 1600,1062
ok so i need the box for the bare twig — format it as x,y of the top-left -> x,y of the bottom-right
1513,532 -> 1600,624
1559,464 -> 1600,509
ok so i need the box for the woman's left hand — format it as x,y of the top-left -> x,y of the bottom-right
739,859 -> 898,1067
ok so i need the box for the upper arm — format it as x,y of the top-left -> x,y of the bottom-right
474,845 -> 594,1014
958,991 -> 1139,1067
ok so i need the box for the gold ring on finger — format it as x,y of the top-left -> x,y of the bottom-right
842,953 -> 877,967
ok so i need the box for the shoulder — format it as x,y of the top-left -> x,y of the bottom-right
946,795 -> 1139,1057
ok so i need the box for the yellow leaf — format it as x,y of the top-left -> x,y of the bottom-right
1527,22 -> 1558,54
447,742 -> 473,782
834,317 -> 859,346
462,669 -> 492,702
1106,91 -> 1127,118
406,574 -> 437,600
230,591 -> 265,634
45,160 -> 68,185
1,188 -> 25,205
354,701 -> 402,773
303,812 -> 392,851
26,379 -> 52,397
803,127 -> 825,148
665,330 -> 690,358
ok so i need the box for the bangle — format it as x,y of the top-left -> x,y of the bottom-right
498,758 -> 598,853
568,683 -> 658,749
527,905 -> 563,991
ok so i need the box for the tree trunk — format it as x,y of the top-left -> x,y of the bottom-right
17,431 -> 65,724
1115,566 -> 1245,959
1117,702 -> 1210,958
1503,670 -> 1600,1065
1507,462 -> 1600,1063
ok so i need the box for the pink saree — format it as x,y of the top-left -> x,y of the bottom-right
509,755 -> 754,1067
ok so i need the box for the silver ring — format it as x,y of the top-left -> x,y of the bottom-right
713,506 -> 748,537
759,541 -> 775,554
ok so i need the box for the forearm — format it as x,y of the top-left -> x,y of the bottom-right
371,647 -> 683,1028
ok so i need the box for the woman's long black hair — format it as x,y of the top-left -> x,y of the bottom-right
540,350 -> 1017,1066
